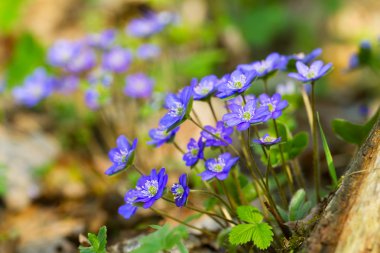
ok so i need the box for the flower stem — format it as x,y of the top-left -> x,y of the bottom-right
311,82 -> 321,202
207,99 -> 218,123
266,148 -> 288,207
132,164 -> 144,175
219,180 -> 237,211
190,189 -> 232,212
150,207 -> 214,236
173,141 -> 186,154
263,79 -> 269,94
273,119 -> 295,193
192,108 -> 203,126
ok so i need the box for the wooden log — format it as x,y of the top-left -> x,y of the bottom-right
304,119 -> 380,253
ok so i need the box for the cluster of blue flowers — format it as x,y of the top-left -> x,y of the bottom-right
104,48 -> 333,220
10,11 -> 175,109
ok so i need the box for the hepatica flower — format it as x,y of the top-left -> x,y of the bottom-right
237,53 -> 281,78
191,75 -> 218,100
47,40 -> 80,68
216,69 -> 256,99
290,48 -> 322,64
183,138 -> 204,167
159,86 -> 193,131
102,47 -> 132,73
53,75 -> 79,94
126,13 -> 164,38
226,94 -> 255,108
135,168 -> 168,208
86,29 -> 116,50
199,153 -> 239,181
124,73 -> 154,98
105,135 -> 137,176
171,174 -> 190,207
223,99 -> 270,131
137,44 -> 161,60
13,68 -> 53,107
259,93 -> 288,119
65,47 -> 96,73
288,60 -> 332,83
118,189 -> 139,219
147,126 -> 180,147
85,88 -> 101,110
201,121 -> 233,147
253,134 -> 281,147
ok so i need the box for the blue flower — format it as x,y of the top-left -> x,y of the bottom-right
118,189 -> 139,219
137,44 -> 161,60
53,75 -> 79,94
288,60 -> 332,83
65,47 -> 97,73
216,69 -> 256,99
201,121 -> 233,147
126,13 -> 165,38
223,99 -> 270,131
105,135 -> 137,176
47,40 -> 81,68
258,93 -> 288,119
147,126 -> 180,147
102,47 -> 132,73
289,48 -> 322,64
135,168 -> 168,208
183,138 -> 204,166
12,68 -> 53,107
171,174 -> 190,207
191,75 -> 218,100
84,88 -> 101,110
124,73 -> 154,99
237,53 -> 281,78
159,86 -> 193,131
253,134 -> 281,146
86,29 -> 116,50
199,153 -> 239,181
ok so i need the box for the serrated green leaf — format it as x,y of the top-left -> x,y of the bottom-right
236,206 -> 263,224
88,234 -> 99,249
251,222 -> 273,250
229,224 -> 256,245
317,113 -> 338,187
97,226 -> 107,251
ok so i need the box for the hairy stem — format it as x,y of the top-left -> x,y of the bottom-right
311,82 -> 321,202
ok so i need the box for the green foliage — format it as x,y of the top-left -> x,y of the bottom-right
317,113 -> 338,187
131,224 -> 189,253
288,189 -> 312,221
332,109 -> 379,145
5,33 -> 46,88
0,164 -> 6,196
229,206 -> 273,250
0,0 -> 26,32
79,226 -> 107,253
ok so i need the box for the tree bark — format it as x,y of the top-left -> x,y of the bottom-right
304,119 -> 380,253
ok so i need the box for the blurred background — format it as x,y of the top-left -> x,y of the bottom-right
0,0 -> 379,252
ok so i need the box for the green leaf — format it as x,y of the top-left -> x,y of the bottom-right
229,223 -> 273,249
332,109 -> 379,145
251,222 -> 274,250
79,226 -> 107,253
288,132 -> 309,159
288,189 -> 312,221
236,206 -> 263,224
229,224 -> 256,245
0,0 -> 26,32
5,33 -> 46,88
317,113 -> 338,187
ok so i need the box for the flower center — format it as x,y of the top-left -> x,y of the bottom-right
140,180 -> 159,197
169,102 -> 184,117
268,103 -> 275,112
242,111 -> 252,121
263,136 -> 275,142
210,158 -> 225,172
190,148 -> 199,156
172,184 -> 184,199
306,70 -> 316,79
